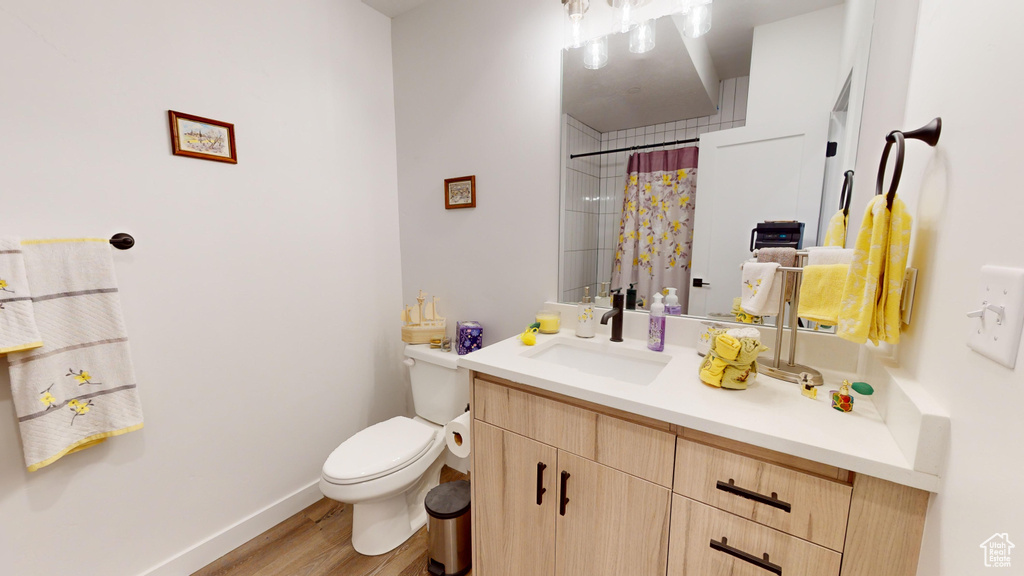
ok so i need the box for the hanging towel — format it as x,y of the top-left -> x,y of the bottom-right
798,264 -> 850,324
837,196 -> 912,344
7,239 -> 143,472
740,262 -> 781,316
823,210 -> 848,247
757,247 -> 797,302
806,247 -> 855,266
756,247 -> 797,267
0,238 -> 43,354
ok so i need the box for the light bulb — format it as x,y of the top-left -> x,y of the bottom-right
583,36 -> 608,70
570,18 -> 583,48
682,0 -> 712,38
630,19 -> 656,54
610,0 -> 631,34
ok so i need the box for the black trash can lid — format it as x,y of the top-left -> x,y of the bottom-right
425,480 -> 471,520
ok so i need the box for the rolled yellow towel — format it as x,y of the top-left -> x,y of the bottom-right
715,334 -> 741,360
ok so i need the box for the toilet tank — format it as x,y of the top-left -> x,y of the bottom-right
404,345 -> 469,425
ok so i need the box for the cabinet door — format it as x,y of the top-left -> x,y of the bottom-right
474,420 -> 557,576
555,451 -> 671,576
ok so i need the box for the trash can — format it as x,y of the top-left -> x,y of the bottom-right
425,479 -> 471,576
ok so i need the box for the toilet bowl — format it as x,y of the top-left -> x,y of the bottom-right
320,345 -> 468,556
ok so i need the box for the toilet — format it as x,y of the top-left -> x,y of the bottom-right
319,345 -> 468,556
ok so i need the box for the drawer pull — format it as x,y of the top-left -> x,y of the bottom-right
536,462 -> 547,505
559,471 -> 571,516
716,479 -> 792,513
710,537 -> 783,575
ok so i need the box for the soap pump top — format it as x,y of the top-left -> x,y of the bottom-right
650,292 -> 665,316
582,286 -> 591,303
665,287 -> 678,306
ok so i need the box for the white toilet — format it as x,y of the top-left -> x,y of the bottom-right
319,345 -> 468,556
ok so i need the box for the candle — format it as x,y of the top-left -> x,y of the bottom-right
535,311 -> 561,334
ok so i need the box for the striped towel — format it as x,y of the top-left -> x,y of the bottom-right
0,237 -> 44,354
7,238 -> 143,472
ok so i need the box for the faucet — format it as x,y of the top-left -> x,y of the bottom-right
600,293 -> 625,342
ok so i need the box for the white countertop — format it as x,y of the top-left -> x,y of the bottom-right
459,330 -> 942,492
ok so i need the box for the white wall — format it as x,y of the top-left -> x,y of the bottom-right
746,5 -> 845,126
862,1 -> 1024,573
561,115 -> 602,303
0,2 -> 406,574
392,0 -> 563,346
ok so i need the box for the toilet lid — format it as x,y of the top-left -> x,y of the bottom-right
322,416 -> 437,485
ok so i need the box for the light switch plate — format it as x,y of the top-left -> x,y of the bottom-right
967,265 -> 1024,368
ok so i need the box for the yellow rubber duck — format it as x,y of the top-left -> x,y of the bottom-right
520,322 -> 540,346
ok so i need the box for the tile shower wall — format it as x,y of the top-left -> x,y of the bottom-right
561,115 -> 602,302
561,77 -> 750,302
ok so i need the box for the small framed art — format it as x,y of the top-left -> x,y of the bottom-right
168,110 -> 237,164
444,175 -> 476,209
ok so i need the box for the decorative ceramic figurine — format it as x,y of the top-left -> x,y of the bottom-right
831,380 -> 855,412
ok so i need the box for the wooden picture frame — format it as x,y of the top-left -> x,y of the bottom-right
168,110 -> 237,164
444,175 -> 476,209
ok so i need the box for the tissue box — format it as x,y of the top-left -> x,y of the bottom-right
457,321 -> 482,355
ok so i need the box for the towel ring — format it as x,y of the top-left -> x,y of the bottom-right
875,118 -> 942,210
840,170 -> 854,216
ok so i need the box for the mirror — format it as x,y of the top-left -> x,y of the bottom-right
558,0 -> 876,329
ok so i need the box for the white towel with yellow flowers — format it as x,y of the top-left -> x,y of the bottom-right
7,238 -> 143,472
0,237 -> 44,355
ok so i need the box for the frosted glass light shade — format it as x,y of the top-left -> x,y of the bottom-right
583,36 -> 608,70
682,0 -> 712,38
630,19 -> 656,53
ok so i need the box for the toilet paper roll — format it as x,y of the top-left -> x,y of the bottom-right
445,411 -> 472,458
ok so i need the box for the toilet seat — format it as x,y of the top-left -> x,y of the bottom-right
322,416 -> 437,485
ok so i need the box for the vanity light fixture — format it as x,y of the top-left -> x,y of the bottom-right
563,0 -> 590,48
679,0 -> 713,38
629,18 -> 656,53
583,36 -> 608,69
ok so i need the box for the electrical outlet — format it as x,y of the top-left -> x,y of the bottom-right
966,266 -> 1024,369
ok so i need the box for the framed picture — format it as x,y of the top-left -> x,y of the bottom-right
168,110 -> 237,164
444,175 -> 476,209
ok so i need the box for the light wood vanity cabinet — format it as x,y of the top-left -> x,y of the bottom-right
472,377 -> 673,576
470,374 -> 930,576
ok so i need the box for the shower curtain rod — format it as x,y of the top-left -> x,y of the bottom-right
569,137 -> 700,159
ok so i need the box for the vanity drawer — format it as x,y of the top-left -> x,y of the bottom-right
473,378 -> 675,487
674,438 -> 852,552
669,495 -> 842,576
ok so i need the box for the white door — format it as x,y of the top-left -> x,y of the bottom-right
688,119 -> 828,318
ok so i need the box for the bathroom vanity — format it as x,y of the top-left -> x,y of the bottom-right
459,306 -> 945,576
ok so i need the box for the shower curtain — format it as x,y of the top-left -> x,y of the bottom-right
611,146 -> 698,311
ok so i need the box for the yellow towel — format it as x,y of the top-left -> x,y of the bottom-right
699,333 -> 741,387
837,195 -> 912,344
823,210 -> 848,247
797,263 -> 849,324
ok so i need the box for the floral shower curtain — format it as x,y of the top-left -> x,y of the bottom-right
611,146 -> 698,311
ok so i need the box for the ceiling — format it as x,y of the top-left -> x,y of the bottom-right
362,0 -> 432,19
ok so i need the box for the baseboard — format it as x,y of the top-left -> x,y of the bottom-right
138,479 -> 323,576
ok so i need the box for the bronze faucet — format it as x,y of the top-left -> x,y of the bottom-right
600,293 -> 624,342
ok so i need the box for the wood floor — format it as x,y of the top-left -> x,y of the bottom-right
194,467 -> 471,576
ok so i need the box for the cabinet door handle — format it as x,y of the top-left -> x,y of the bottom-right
710,537 -> 782,575
559,471 -> 571,516
536,462 -> 547,505
715,479 -> 792,513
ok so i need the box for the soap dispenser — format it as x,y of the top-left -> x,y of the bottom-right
576,286 -> 595,338
626,283 -> 638,310
648,292 -> 666,351
664,287 -> 682,315
595,282 -> 611,308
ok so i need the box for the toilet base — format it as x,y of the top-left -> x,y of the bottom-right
350,453 -> 445,556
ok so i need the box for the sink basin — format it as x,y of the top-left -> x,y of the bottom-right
523,338 -> 671,386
